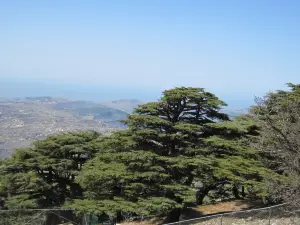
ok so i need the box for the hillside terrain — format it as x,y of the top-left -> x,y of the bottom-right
0,96 -> 246,158
1,84 -> 295,225
101,99 -> 143,113
0,97 -> 128,157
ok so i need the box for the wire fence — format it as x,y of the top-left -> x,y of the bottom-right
0,203 -> 299,225
0,208 -> 104,225
164,203 -> 300,225
0,208 -> 154,225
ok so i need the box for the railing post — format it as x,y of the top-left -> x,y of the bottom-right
268,207 -> 271,225
220,214 -> 223,225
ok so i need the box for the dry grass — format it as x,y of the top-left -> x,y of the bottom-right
180,199 -> 262,221
194,217 -> 300,225
118,200 -> 265,225
196,199 -> 260,215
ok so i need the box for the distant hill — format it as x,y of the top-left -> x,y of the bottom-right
101,99 -> 143,113
54,100 -> 128,126
221,108 -> 249,118
0,97 -> 128,157
0,96 -> 249,158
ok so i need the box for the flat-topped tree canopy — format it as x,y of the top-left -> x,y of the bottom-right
133,87 -> 229,124
123,87 -> 230,157
70,86 -> 272,223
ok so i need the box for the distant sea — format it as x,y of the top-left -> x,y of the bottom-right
1,78 -> 254,109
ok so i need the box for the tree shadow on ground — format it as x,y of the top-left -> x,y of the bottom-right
180,198 -> 266,221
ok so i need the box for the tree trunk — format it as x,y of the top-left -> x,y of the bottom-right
58,181 -> 67,204
241,185 -> 246,197
70,182 -> 83,198
196,188 -> 209,205
196,180 -> 229,205
232,184 -> 240,199
164,208 -> 181,223
115,211 -> 124,224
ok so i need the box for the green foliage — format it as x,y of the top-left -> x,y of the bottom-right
0,86 -> 281,221
4,194 -> 38,209
72,87 -> 268,219
250,83 -> 300,204
0,131 -> 102,209
69,197 -> 181,218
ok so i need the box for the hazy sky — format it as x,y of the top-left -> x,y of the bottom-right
1,0 -> 299,107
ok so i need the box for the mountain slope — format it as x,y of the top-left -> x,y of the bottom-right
100,99 -> 143,113
0,96 -> 249,158
0,97 -> 127,157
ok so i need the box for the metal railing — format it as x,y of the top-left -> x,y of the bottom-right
0,208 -> 87,225
1,203 -> 298,225
164,203 -> 300,225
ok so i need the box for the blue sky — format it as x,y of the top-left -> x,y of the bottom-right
1,0 -> 299,107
